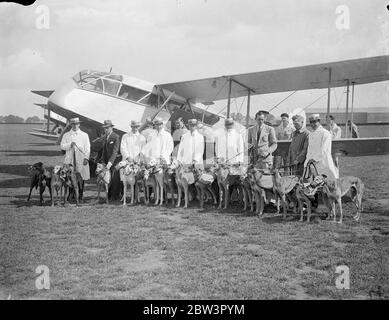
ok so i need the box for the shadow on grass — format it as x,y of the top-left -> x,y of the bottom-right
0,164 -> 31,176
26,143 -> 57,147
5,150 -> 61,157
0,177 -> 31,188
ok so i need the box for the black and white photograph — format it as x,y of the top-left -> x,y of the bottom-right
0,0 -> 388,304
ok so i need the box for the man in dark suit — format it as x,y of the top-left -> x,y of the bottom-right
247,111 -> 277,169
98,120 -> 121,200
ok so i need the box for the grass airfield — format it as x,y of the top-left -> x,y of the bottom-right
0,124 -> 388,299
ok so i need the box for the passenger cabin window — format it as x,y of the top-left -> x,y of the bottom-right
139,94 -> 158,107
118,85 -> 149,103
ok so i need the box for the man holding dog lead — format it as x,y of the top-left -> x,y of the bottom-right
98,120 -> 121,200
247,111 -> 277,169
120,120 -> 146,163
287,114 -> 309,176
141,117 -> 174,163
176,119 -> 204,167
215,118 -> 244,164
60,117 -> 90,201
305,114 -> 339,180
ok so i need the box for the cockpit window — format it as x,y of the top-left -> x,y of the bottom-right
72,70 -> 161,107
103,79 -> 121,96
82,79 -> 103,92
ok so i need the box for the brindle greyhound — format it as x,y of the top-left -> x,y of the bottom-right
213,162 -> 242,210
194,166 -> 218,209
59,163 -> 80,206
162,160 -> 178,206
295,159 -> 325,222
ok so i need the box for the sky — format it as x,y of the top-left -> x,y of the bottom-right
1,0 -> 389,118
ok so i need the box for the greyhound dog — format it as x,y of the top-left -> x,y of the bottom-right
295,159 -> 326,222
27,162 -> 52,205
162,160 -> 178,206
59,163 -> 80,206
116,160 -> 139,205
95,163 -> 111,204
195,166 -> 218,209
213,162 -> 242,210
144,159 -> 164,205
321,176 -> 364,223
51,165 -> 64,206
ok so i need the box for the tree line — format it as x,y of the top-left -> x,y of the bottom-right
0,115 -> 44,123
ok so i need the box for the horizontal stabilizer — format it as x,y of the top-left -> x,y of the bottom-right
31,90 -> 54,98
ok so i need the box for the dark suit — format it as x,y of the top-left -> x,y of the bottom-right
98,131 -> 121,199
247,124 -> 277,168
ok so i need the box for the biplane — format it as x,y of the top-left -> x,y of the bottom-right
31,55 -> 389,158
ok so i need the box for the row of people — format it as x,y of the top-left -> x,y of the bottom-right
60,111 -> 338,201
276,112 -> 360,141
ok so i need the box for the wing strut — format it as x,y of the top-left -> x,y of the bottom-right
326,67 -> 332,117
345,79 -> 350,138
246,90 -> 251,128
225,77 -> 255,119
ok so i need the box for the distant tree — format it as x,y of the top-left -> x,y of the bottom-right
2,115 -> 25,123
25,116 -> 44,123
0,116 -> 4,123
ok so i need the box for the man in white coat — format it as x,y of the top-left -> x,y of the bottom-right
305,114 -> 339,180
177,119 -> 204,166
215,118 -> 244,164
60,117 -> 90,201
141,117 -> 155,143
120,120 -> 146,163
141,117 -> 174,164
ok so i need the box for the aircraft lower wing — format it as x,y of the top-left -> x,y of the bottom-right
27,131 -> 59,141
274,137 -> 389,158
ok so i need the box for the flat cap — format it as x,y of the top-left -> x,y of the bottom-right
225,117 -> 234,125
153,117 -> 164,125
308,114 -> 321,121
102,120 -> 114,127
187,119 -> 198,125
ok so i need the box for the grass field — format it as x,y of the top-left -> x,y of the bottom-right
0,124 -> 388,299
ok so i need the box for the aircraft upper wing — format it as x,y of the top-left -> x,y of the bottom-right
159,55 -> 389,103
275,137 -> 389,158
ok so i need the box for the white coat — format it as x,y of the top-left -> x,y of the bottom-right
304,125 -> 339,180
120,131 -> 146,162
176,130 -> 204,165
215,129 -> 244,164
141,129 -> 174,163
61,128 -> 90,180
